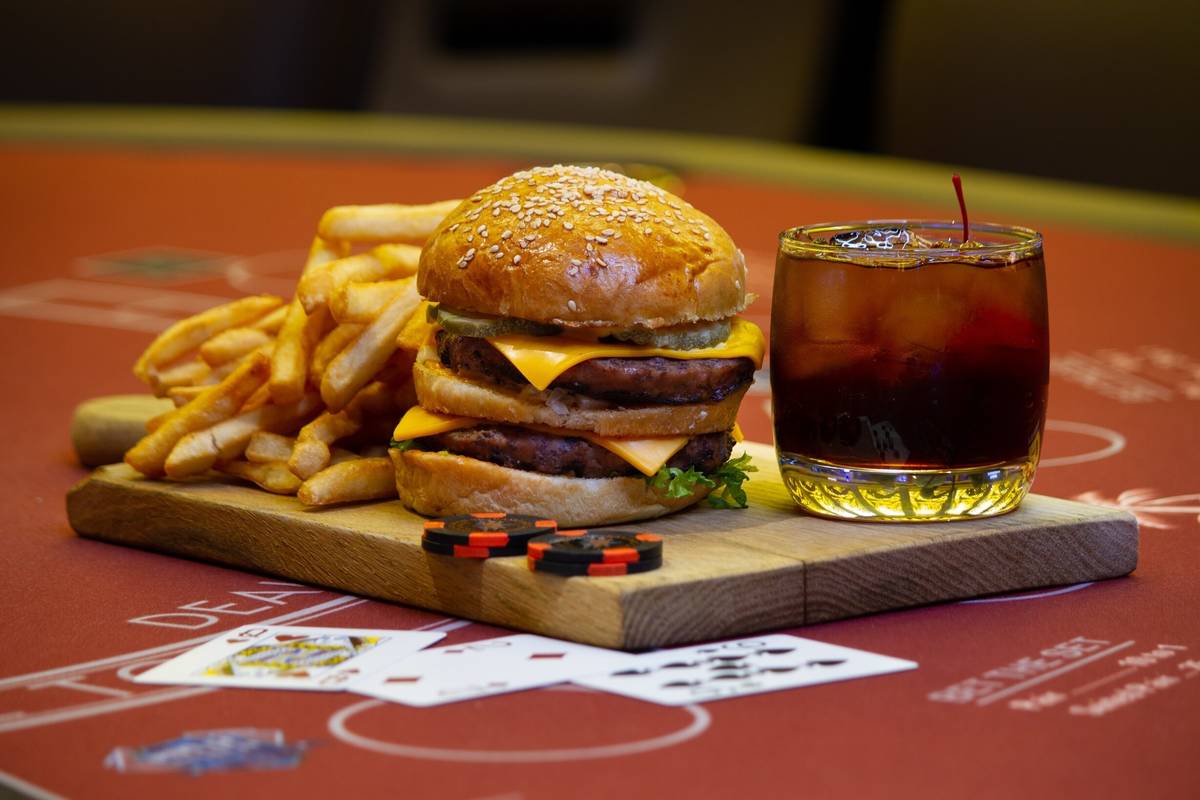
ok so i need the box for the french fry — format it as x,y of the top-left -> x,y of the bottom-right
298,245 -> 419,314
321,281 -> 420,411
297,457 -> 396,506
269,238 -> 343,404
288,412 -> 360,479
298,254 -> 380,314
145,409 -> 171,432
164,392 -> 321,478
167,386 -> 205,407
288,381 -> 397,478
241,383 -> 272,412
251,305 -> 288,334
331,278 -> 410,324
134,295 -> 282,383
370,243 -> 421,278
200,327 -> 271,367
207,341 -> 273,385
245,432 -> 296,464
310,322 -> 365,382
218,460 -> 302,495
269,301 -> 329,403
125,352 -> 270,477
317,200 -> 460,245
148,357 -> 210,396
395,301 -> 434,355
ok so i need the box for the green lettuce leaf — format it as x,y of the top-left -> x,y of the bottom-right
645,452 -> 758,509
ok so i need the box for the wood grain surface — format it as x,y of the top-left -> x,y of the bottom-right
66,443 -> 1139,649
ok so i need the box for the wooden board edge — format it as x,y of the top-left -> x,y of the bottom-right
803,505 -> 1138,624
66,470 -> 631,649
617,562 -> 807,650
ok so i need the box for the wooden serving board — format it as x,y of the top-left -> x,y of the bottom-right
67,443 -> 1138,650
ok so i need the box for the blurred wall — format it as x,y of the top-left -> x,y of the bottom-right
0,0 -> 381,109
366,0 -> 837,142
0,0 -> 1195,196
877,0 -> 1199,197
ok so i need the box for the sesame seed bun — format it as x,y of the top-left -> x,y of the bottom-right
417,165 -> 748,328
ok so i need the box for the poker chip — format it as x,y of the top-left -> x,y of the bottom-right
421,536 -> 527,559
422,513 -> 556,550
526,530 -> 663,565
527,555 -> 663,577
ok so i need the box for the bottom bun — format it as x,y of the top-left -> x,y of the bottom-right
390,448 -> 710,527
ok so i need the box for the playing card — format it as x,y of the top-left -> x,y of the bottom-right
347,634 -> 636,707
133,626 -> 446,691
573,634 -> 917,705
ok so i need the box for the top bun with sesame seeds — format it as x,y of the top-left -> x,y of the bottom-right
417,165 -> 748,328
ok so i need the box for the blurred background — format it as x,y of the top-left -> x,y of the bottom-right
1,0 -> 1195,196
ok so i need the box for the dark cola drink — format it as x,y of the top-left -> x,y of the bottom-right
771,222 -> 1048,521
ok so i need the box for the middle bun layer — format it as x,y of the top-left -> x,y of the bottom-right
413,356 -> 746,437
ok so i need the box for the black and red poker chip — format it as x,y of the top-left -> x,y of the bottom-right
420,516 -> 665,574
526,530 -> 663,565
526,555 -> 663,577
421,512 -> 556,559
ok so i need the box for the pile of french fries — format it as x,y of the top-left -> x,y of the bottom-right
123,199 -> 460,505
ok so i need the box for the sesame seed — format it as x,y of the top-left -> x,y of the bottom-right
567,299 -> 577,311
513,255 -> 522,264
570,258 -> 582,266
643,227 -> 652,235
704,232 -> 712,240
563,221 -> 574,230
448,223 -> 460,232
490,244 -> 500,253
567,265 -> 579,276
602,228 -> 615,236
595,236 -> 609,245
465,247 -> 476,259
501,230 -> 512,239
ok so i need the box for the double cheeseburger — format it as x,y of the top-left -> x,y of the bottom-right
389,165 -> 764,526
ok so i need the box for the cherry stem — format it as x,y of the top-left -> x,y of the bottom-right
952,173 -> 970,244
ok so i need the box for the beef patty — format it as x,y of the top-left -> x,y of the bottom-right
418,425 -> 734,479
436,331 -> 755,405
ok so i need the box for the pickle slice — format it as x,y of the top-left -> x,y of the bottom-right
607,319 -> 731,350
431,305 -> 562,338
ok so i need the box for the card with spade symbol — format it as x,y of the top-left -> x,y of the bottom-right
133,626 -> 446,691
573,634 -> 917,705
346,634 -> 637,707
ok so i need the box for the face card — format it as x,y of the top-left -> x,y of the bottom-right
573,634 -> 917,706
347,634 -> 636,707
133,626 -> 446,692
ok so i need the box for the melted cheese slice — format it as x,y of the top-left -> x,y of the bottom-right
392,406 -> 480,439
392,407 -> 690,476
486,317 -> 765,391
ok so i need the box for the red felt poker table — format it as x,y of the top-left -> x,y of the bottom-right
1,107 -> 1198,799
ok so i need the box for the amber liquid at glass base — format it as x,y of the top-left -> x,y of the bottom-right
771,225 -> 1048,521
